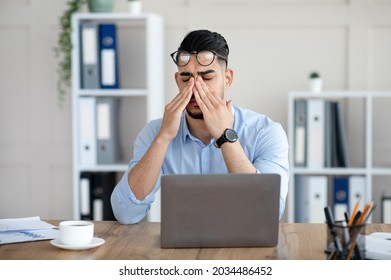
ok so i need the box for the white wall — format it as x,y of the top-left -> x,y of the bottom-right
0,0 -> 390,221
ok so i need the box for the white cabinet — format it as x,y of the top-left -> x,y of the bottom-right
71,13 -> 164,220
287,91 -> 391,223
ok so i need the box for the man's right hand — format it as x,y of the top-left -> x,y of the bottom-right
157,77 -> 194,142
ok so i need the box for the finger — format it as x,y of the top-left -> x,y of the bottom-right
196,77 -> 224,106
167,78 -> 194,111
194,78 -> 214,108
193,90 -> 208,113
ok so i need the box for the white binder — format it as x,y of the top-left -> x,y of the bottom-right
79,173 -> 92,220
382,196 -> 391,223
295,175 -> 328,223
306,99 -> 325,168
348,176 -> 366,214
79,97 -> 97,166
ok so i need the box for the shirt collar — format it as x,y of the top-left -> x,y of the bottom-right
180,105 -> 237,143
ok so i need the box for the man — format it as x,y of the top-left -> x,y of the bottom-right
111,29 -> 289,224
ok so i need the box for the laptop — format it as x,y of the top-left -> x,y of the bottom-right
160,173 -> 281,248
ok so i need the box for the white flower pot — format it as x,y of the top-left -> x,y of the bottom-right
310,78 -> 322,94
129,1 -> 142,14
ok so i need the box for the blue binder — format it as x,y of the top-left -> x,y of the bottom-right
333,177 -> 349,221
99,23 -> 119,89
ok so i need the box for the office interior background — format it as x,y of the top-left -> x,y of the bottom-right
0,0 -> 390,222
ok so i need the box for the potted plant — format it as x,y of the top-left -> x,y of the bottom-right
54,0 -> 114,107
309,71 -> 322,94
54,0 -> 85,107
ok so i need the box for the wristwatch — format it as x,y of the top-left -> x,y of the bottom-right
214,128 -> 238,148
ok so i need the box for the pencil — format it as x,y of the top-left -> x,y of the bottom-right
357,201 -> 373,225
346,201 -> 374,259
348,200 -> 361,226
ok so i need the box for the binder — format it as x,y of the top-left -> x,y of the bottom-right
324,101 -> 337,167
335,102 -> 350,167
79,172 -> 93,220
295,175 -> 328,223
92,172 -> 116,221
381,195 -> 391,223
79,97 -> 97,166
80,21 -> 100,89
332,176 -> 349,221
294,99 -> 307,167
99,23 -> 119,89
306,99 -> 325,168
348,175 -> 366,214
96,98 -> 119,164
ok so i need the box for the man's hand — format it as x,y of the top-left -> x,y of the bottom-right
193,76 -> 233,138
157,77 -> 194,141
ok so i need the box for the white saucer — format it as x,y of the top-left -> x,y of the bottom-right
50,237 -> 105,250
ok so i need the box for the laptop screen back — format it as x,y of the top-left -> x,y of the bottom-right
160,173 -> 281,248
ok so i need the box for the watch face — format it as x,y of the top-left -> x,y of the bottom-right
225,129 -> 238,142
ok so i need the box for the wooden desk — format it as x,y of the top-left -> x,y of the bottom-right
1,222 -> 390,260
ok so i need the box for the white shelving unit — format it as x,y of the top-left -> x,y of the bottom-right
287,90 -> 391,223
71,13 -> 164,220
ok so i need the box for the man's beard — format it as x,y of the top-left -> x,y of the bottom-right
187,110 -> 204,119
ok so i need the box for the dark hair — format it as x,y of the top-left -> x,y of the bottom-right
178,29 -> 229,66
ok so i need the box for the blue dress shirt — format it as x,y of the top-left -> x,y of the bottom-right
111,105 -> 289,224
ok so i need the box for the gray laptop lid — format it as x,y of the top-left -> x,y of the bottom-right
160,173 -> 280,248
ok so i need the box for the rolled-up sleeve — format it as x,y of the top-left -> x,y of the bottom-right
111,121 -> 162,224
253,122 -> 289,220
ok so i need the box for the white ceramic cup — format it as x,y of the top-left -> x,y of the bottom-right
59,221 -> 94,246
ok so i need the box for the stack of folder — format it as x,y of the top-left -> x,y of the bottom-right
80,21 -> 119,89
78,97 -> 119,166
80,172 -> 117,221
293,98 -> 349,168
293,98 -> 355,223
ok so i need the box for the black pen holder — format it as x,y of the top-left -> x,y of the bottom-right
326,221 -> 366,260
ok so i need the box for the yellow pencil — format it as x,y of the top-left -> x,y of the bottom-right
357,201 -> 373,225
348,199 -> 361,226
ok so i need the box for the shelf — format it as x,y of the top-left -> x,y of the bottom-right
78,164 -> 128,173
73,13 -> 158,21
291,167 -> 368,175
71,13 -> 164,221
289,90 -> 391,99
76,89 -> 148,97
287,90 -> 391,223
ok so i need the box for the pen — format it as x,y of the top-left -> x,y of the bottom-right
324,207 -> 344,259
324,206 -> 335,228
344,212 -> 350,223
